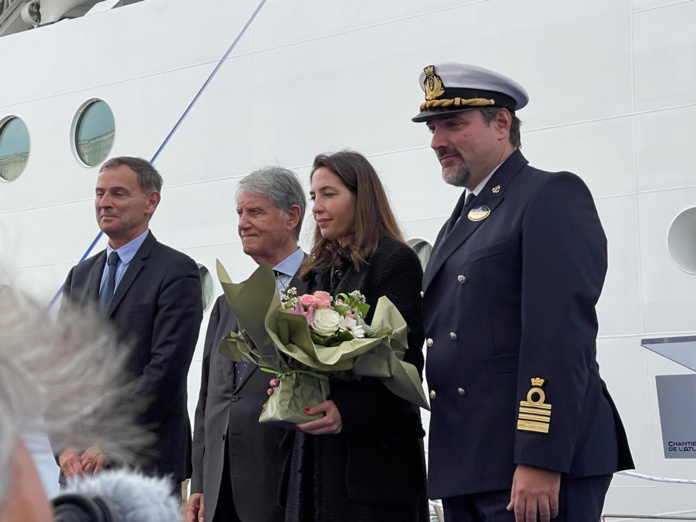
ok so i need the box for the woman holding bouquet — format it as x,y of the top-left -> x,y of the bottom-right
281,150 -> 427,522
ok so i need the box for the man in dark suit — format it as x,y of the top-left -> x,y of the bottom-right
187,167 -> 307,522
413,63 -> 634,522
58,156 -> 203,488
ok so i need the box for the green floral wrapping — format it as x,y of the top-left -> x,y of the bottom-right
216,260 -> 429,429
258,371 -> 331,430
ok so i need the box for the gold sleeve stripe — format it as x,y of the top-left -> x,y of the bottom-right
517,420 -> 550,434
519,407 -> 551,417
520,400 -> 552,410
518,413 -> 551,422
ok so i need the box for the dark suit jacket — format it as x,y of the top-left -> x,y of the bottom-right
191,274 -> 307,522
423,150 -> 633,500
62,231 -> 202,484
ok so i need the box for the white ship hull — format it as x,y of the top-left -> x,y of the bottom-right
2,0 -> 696,517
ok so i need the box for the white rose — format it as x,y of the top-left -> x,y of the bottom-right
311,308 -> 341,336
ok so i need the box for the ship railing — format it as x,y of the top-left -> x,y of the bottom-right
1,0 -> 19,14
602,513 -> 696,522
429,500 -> 443,522
430,509 -> 696,522
0,0 -> 22,25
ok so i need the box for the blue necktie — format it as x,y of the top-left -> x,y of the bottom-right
99,251 -> 120,316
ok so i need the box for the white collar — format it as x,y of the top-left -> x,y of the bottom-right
466,161 -> 504,198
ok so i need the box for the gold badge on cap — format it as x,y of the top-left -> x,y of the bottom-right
517,378 -> 551,434
468,206 -> 490,222
492,185 -> 501,194
423,65 -> 445,101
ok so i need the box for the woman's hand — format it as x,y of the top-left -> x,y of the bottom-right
295,400 -> 342,435
266,379 -> 342,434
267,378 -> 280,397
263,378 -> 280,408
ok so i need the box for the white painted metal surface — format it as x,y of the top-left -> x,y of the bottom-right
1,0 -> 695,515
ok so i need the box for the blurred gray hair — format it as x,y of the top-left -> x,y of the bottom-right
237,167 -> 307,239
0,285 -> 150,506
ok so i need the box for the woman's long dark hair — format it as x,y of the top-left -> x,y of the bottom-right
300,150 -> 404,277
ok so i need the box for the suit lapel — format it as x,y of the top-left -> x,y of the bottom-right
105,232 -> 157,318
423,193 -> 467,289
423,150 -> 528,291
289,273 -> 309,296
212,297 -> 239,387
86,252 -> 107,301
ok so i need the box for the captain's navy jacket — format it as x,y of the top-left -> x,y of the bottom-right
423,150 -> 633,499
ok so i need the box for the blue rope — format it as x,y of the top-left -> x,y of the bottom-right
49,0 -> 270,309
151,0 -> 269,162
48,230 -> 104,309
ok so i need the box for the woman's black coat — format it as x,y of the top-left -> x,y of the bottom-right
281,237 -> 428,522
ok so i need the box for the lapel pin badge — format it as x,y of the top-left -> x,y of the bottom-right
468,206 -> 491,222
492,185 -> 501,194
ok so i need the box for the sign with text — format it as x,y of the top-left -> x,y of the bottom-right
656,374 -> 696,459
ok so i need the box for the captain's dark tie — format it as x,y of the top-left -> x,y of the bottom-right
461,192 -> 476,216
447,192 -> 476,235
99,251 -> 119,316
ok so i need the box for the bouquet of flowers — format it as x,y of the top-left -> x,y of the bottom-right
216,261 -> 428,430
281,287 -> 370,345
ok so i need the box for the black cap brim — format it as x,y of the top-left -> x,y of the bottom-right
411,106 -> 478,123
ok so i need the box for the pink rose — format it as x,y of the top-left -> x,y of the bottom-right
315,299 -> 331,309
299,294 -> 316,308
313,291 -> 331,302
345,311 -> 354,319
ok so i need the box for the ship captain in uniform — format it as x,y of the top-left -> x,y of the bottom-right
414,63 -> 634,522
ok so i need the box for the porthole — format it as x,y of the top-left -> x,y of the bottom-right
73,99 -> 115,167
198,264 -> 214,311
668,208 -> 696,274
0,116 -> 30,182
407,238 -> 433,271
